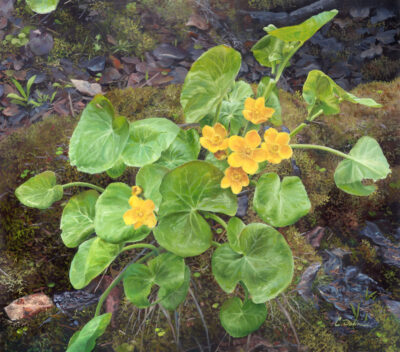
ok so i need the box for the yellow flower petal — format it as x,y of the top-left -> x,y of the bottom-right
252,148 -> 268,162
276,132 -> 290,146
244,97 -> 255,110
214,123 -> 227,138
123,209 -> 135,225
231,182 -> 242,194
143,199 -> 155,212
242,110 -> 252,121
255,97 -> 265,110
202,125 -> 214,139
129,195 -> 141,208
264,128 -> 278,144
245,130 -> 261,149
221,176 -> 231,189
279,145 -> 293,159
227,152 -> 243,167
229,136 -> 246,152
131,186 -> 142,196
242,158 -> 258,174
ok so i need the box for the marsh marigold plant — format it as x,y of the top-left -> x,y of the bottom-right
243,97 -> 275,124
123,195 -> 157,229
262,128 -> 293,164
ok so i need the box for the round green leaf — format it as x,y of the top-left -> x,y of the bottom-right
123,252 -> 185,308
67,313 -> 111,352
269,10 -> 338,42
220,297 -> 267,338
60,190 -> 99,248
69,237 -> 121,289
69,95 -> 130,174
154,161 -> 237,257
106,158 -> 126,179
334,136 -> 391,196
159,265 -> 190,311
212,223 -> 294,303
254,173 -> 311,227
26,0 -> 60,14
121,118 -> 180,167
136,164 -> 169,210
94,183 -> 151,244
227,217 -> 246,253
155,129 -> 200,169
181,45 -> 241,123
15,171 -> 63,209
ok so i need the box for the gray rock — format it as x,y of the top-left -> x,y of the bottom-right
349,7 -> 370,19
371,8 -> 396,24
153,43 -> 187,61
0,84 -> 3,98
170,67 -> 188,84
0,0 -> 14,17
290,0 -> 338,22
235,192 -> 249,218
28,29 -> 54,56
297,262 -> 321,301
361,44 -> 383,60
86,56 -> 106,74
377,30 -> 398,45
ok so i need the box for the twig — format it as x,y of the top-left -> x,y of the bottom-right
189,286 -> 211,352
139,72 -> 160,88
68,93 -> 75,117
159,305 -> 178,348
276,298 -> 300,351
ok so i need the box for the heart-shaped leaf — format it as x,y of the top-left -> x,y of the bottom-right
269,10 -> 338,43
66,313 -> 111,352
181,45 -> 241,123
106,158 -> 126,179
136,164 -> 169,210
60,190 -> 99,248
257,76 -> 282,126
220,297 -> 267,338
154,161 -> 237,257
70,237 -> 121,289
212,223 -> 293,303
227,217 -> 246,253
26,0 -> 60,14
334,137 -> 390,196
121,118 -> 180,167
251,35 -> 293,68
69,95 -> 130,174
303,70 -> 382,116
94,183 -> 151,244
254,173 -> 311,227
159,265 -> 191,310
15,171 -> 63,209
123,252 -> 185,308
155,129 -> 200,169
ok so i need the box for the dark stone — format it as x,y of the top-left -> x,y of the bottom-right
26,71 -> 46,84
295,62 -> 321,77
0,84 -> 3,98
328,62 -> 351,79
0,0 -> 14,17
235,193 -> 248,218
357,36 -> 376,51
377,30 -> 398,45
188,47 -> 204,61
303,226 -> 325,248
360,44 -> 383,60
371,8 -> 396,24
153,43 -> 187,61
297,262 -> 321,302
53,290 -> 99,312
170,67 -> 188,84
239,60 -> 249,75
86,56 -> 106,74
244,11 -> 289,26
156,57 -> 174,68
290,0 -> 338,23
382,298 -> 400,320
28,29 -> 54,56
99,67 -> 122,84
349,7 -> 370,19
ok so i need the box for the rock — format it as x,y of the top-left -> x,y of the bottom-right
0,0 -> 14,17
0,16 -> 7,29
371,8 -> 396,24
349,7 -> 370,19
121,56 -> 140,65
71,79 -> 103,96
295,62 -> 321,77
303,226 -> 325,248
53,290 -> 99,312
86,56 -> 106,74
297,262 -> 321,301
156,57 -> 174,68
170,66 -> 188,84
186,13 -> 209,30
153,43 -> 187,61
235,192 -> 249,218
290,0 -> 338,23
382,298 -> 400,320
377,30 -> 398,45
127,72 -> 145,87
241,11 -> 289,27
327,62 -> 351,79
27,71 -> 47,84
360,44 -> 383,60
99,67 -> 122,84
28,29 -> 54,56
357,36 -> 376,51
0,84 -> 3,98
4,293 -> 54,321
239,60 -> 249,75
188,47 -> 204,61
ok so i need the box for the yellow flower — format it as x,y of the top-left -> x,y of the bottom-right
123,196 -> 157,230
221,167 -> 249,194
131,186 -> 142,196
200,123 -> 229,153
227,130 -> 268,174
261,128 -> 293,164
242,97 -> 275,125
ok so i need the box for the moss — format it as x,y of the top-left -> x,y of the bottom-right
362,56 -> 400,82
247,0 -> 295,10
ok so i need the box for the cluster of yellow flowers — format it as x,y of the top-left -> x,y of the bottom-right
123,186 -> 157,229
200,97 -> 293,194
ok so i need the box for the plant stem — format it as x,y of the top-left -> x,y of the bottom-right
212,241 -> 221,247
241,120 -> 250,136
212,101 -> 222,126
275,42 -> 303,83
94,250 -> 156,317
289,109 -> 323,138
121,243 -> 159,254
204,212 -> 228,230
261,78 -> 275,100
290,144 -> 356,161
62,182 -> 105,193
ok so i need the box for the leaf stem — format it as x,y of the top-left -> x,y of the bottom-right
212,101 -> 222,126
204,212 -> 228,230
121,243 -> 159,254
289,109 -> 323,138
94,250 -> 156,317
275,42 -> 303,83
241,120 -> 250,136
212,241 -> 222,247
62,182 -> 105,193
290,144 -> 356,161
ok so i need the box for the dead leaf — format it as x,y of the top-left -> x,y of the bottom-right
71,79 -> 103,96
186,13 -> 209,30
5,293 -> 54,321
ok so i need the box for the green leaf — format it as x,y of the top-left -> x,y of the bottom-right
155,129 -> 200,169
254,173 -> 311,227
26,0 -> 60,14
15,171 -> 63,209
219,81 -> 254,135
205,152 -> 229,172
269,10 -> 338,42
154,161 -> 237,257
227,217 -> 246,253
220,297 -> 267,338
60,190 -> 99,248
66,313 -> 111,352
106,158 -> 126,179
159,265 -> 190,310
121,118 -> 180,167
212,223 -> 293,303
123,252 -> 185,308
94,183 -> 151,244
69,237 -> 121,289
257,76 -> 282,126
334,137 -> 391,196
181,45 -> 241,123
69,95 -> 130,174
11,78 -> 27,99
251,35 -> 293,68
26,75 -> 36,97
303,70 -> 382,116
